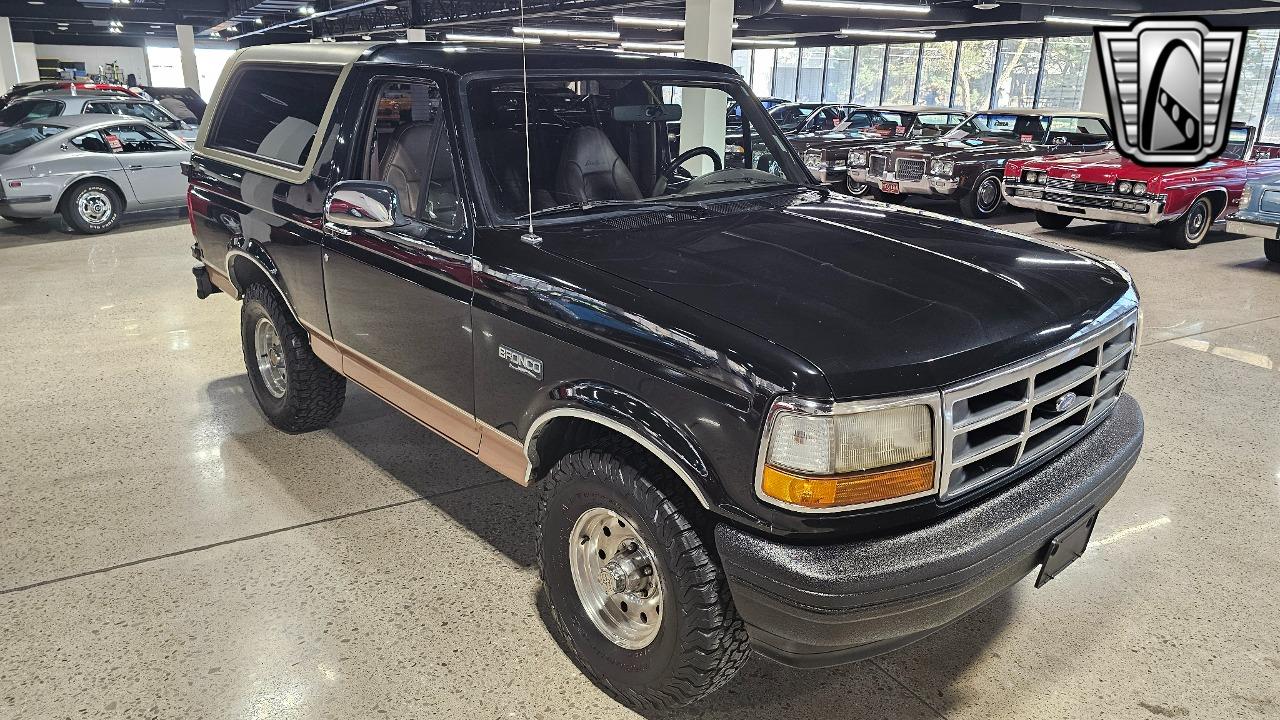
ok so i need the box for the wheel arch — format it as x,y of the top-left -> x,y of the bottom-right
522,383 -> 715,510
1200,188 -> 1230,220
57,174 -> 129,213
226,248 -> 301,322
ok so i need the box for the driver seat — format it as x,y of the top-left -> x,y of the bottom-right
555,126 -> 643,203
381,121 -> 441,218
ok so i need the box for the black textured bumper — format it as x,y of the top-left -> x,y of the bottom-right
716,394 -> 1144,668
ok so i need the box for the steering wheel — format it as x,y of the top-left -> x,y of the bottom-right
653,146 -> 723,195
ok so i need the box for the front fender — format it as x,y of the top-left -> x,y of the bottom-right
226,242 -> 297,316
522,381 -> 715,509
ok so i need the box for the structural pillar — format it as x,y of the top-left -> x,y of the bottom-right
1080,42 -> 1107,115
0,18 -> 21,95
176,24 -> 201,95
680,0 -> 734,174
406,28 -> 427,42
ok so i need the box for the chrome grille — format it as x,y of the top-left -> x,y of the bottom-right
1045,177 -> 1113,194
1044,191 -> 1115,208
939,313 -> 1137,499
868,154 -> 887,177
896,159 -> 925,182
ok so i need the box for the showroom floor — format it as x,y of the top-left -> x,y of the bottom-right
1,206 -> 1278,720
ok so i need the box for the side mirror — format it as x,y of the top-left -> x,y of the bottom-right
324,180 -> 405,230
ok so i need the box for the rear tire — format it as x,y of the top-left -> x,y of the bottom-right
1265,238 -> 1280,263
959,172 -> 1004,219
1035,210 -> 1073,230
845,181 -> 872,197
538,439 -> 749,711
60,181 -> 122,234
1162,196 -> 1214,249
240,284 -> 346,433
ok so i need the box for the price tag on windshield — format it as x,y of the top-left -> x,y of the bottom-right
1020,134 -> 1034,142
104,134 -> 123,152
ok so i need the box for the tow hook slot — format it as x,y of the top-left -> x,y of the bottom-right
193,265 -> 221,300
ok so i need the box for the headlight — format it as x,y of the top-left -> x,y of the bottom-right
1117,181 -> 1133,195
848,150 -> 867,167
1025,170 -> 1039,184
930,159 -> 955,176
758,398 -> 936,511
1038,172 -> 1048,184
1132,182 -> 1147,196
804,150 -> 824,170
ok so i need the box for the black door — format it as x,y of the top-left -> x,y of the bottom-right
322,74 -> 479,449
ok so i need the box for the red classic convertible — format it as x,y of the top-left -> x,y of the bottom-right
1003,124 -> 1280,248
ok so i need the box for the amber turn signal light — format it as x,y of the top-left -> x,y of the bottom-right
761,460 -> 935,509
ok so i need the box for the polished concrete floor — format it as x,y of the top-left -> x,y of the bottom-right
1,207 -> 1278,720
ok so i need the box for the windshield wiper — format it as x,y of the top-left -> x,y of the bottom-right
514,199 -> 691,222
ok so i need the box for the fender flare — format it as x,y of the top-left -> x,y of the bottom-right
225,246 -> 302,321
57,173 -> 130,213
522,382 -> 715,509
1164,186 -> 1229,222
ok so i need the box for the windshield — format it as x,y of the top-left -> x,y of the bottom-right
0,123 -> 64,155
0,99 -> 62,126
116,101 -> 179,125
467,74 -> 808,224
946,113 -> 1048,143
1223,127 -> 1253,160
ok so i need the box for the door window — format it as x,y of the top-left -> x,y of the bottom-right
70,130 -> 110,153
363,80 -> 461,229
103,125 -> 182,153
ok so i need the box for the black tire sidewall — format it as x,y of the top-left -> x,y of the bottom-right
846,181 -> 871,196
240,293 -> 290,419
1265,239 -> 1280,262
1036,210 -> 1072,230
540,473 -> 684,691
1183,198 -> 1212,246
964,173 -> 1004,218
62,182 -> 121,234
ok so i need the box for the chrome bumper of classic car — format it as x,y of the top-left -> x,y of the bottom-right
1003,180 -> 1167,225
847,166 -> 960,196
1226,217 -> 1280,239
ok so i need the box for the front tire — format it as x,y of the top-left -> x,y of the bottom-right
845,181 -> 872,197
960,172 -> 1005,219
1265,238 -> 1280,263
1035,210 -> 1073,230
240,284 -> 346,433
61,181 -> 122,234
538,440 -> 749,711
1162,196 -> 1214,249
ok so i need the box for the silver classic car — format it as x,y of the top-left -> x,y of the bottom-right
0,114 -> 189,233
0,90 -> 200,143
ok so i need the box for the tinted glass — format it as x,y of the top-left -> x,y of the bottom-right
1045,116 -> 1110,145
209,67 -> 339,167
119,102 -> 176,125
0,100 -> 62,126
364,80 -> 460,228
0,124 -> 64,154
948,113 -> 1049,142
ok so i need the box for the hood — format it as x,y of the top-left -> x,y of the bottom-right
1020,148 -> 1230,185
891,135 -> 1034,161
540,194 -> 1136,398
790,133 -> 901,153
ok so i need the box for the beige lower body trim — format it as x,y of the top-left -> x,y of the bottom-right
206,264 -> 239,298
298,322 -> 528,485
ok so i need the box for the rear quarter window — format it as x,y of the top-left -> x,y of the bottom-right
208,66 -> 340,168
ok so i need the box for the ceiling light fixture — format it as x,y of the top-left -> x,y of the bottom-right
782,0 -> 930,14
733,38 -> 797,46
254,18 -> 263,25
612,16 -> 738,29
620,41 -> 686,52
445,33 -> 540,44
972,2 -> 999,8
513,26 -> 620,40
384,4 -> 398,8
838,27 -> 936,38
1044,14 -> 1129,27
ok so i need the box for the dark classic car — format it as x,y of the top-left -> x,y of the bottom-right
189,43 -> 1143,711
791,105 -> 967,186
847,109 -> 1113,218
1006,125 -> 1280,248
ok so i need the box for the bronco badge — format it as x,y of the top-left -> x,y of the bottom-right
499,345 -> 544,380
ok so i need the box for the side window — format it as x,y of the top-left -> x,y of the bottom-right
70,131 -> 110,153
83,102 -> 115,115
104,125 -> 180,153
209,66 -> 340,168
364,79 -> 461,229
1047,116 -> 1111,145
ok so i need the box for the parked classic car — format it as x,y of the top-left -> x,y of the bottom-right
138,86 -> 207,123
847,109 -> 1112,218
790,105 -> 967,187
1226,171 -> 1280,262
189,43 -> 1143,711
1005,125 -> 1279,249
0,80 -> 144,107
0,114 -> 189,232
0,91 -> 199,142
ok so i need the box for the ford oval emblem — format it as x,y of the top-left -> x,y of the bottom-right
1054,392 -> 1079,413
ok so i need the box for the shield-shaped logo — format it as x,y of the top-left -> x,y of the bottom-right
1095,18 -> 1246,165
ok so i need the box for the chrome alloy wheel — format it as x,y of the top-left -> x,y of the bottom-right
253,317 -> 288,399
77,190 -> 113,225
569,507 -> 664,650
976,176 -> 1002,213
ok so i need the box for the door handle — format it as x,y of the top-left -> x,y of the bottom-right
127,164 -> 144,170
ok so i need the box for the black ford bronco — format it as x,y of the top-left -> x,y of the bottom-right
188,43 -> 1144,710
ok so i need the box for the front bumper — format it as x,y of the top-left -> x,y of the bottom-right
1226,217 -> 1280,239
1003,180 -> 1167,225
847,167 -> 960,197
716,393 -> 1143,668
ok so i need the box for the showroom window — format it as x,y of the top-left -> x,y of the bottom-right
824,46 -> 854,103
1036,36 -> 1092,109
773,48 -> 800,100
732,49 -> 752,81
852,44 -> 886,104
916,41 -> 957,106
953,40 -> 998,110
208,67 -> 339,167
1234,29 -> 1280,129
751,48 -> 776,97
797,47 -> 826,102
993,37 -> 1044,108
882,43 -> 921,105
